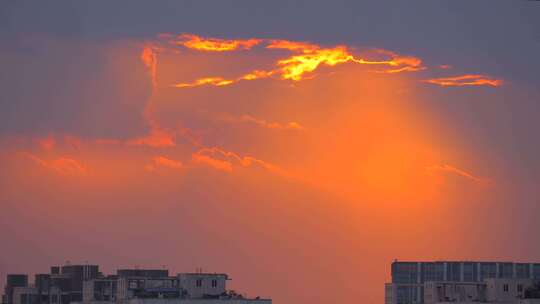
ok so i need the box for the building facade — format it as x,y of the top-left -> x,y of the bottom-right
386,261 -> 540,304
2,264 -> 270,304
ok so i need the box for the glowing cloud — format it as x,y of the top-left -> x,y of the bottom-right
277,46 -> 355,80
162,34 -> 425,88
127,123 -> 175,148
26,153 -> 87,176
171,70 -> 275,88
423,74 -> 503,87
266,39 -> 320,52
172,77 -> 235,88
170,34 -> 261,52
145,156 -> 183,171
36,135 -> 56,150
192,152 -> 233,172
191,147 -> 287,177
426,164 -> 487,184
225,114 -> 305,131
141,46 -> 158,88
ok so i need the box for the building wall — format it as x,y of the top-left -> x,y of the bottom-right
423,281 -> 485,304
177,275 -> 227,299
485,278 -> 534,302
385,283 -> 395,304
388,261 -> 540,304
83,279 -> 117,302
127,298 -> 271,304
117,271 -> 168,279
5,275 -> 29,304
12,287 -> 37,304
116,277 -> 180,300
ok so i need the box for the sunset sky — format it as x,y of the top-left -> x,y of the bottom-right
1,1 -> 540,303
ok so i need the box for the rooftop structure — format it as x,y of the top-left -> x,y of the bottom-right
2,264 -> 270,304
386,260 -> 540,304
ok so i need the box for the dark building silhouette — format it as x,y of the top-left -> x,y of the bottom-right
2,263 -> 271,304
3,275 -> 28,304
116,270 -> 168,278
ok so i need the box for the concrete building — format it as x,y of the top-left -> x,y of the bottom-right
3,264 -> 269,304
4,275 -> 29,304
117,271 -> 168,279
424,281 -> 486,304
386,261 -> 540,304
82,277 -> 117,303
176,274 -> 227,299
116,276 -> 181,301
485,278 -> 535,303
126,298 -> 271,304
12,287 -> 37,304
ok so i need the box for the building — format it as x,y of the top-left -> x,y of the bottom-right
2,264 -> 100,304
115,275 -> 181,301
11,287 -> 37,304
117,271 -> 168,279
125,298 -> 271,304
82,277 -> 118,303
176,273 -> 228,299
60,264 -> 100,300
4,275 -> 29,304
424,281 -> 486,304
386,261 -> 540,304
485,278 -> 534,302
3,264 -> 270,304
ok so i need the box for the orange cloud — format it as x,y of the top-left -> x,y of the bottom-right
171,70 -> 276,89
26,153 -> 87,176
191,147 -> 288,177
266,39 -> 320,53
127,123 -> 175,148
277,46 -> 356,80
170,34 -> 261,52
36,135 -> 55,150
423,74 -> 503,87
172,77 -> 235,88
141,46 -> 158,88
426,164 -> 487,184
226,114 -> 305,131
166,35 -> 424,88
145,156 -> 183,171
35,135 -> 82,151
95,138 -> 122,145
354,49 -> 424,73
192,152 -> 233,172
63,135 -> 82,150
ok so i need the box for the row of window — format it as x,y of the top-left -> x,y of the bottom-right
502,284 -> 523,292
393,262 -> 540,283
195,279 -> 218,288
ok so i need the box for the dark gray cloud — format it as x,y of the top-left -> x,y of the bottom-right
0,36 -> 150,138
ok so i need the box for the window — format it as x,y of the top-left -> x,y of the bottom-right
518,284 -> 523,292
196,279 -> 202,288
503,284 -> 509,292
211,279 -> 217,288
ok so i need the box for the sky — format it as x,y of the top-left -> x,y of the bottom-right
1,1 -> 540,303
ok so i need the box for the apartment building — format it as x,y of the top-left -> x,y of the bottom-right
386,261 -> 540,304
